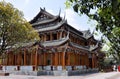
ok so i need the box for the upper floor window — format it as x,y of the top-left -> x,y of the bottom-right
52,33 -> 57,40
46,34 -> 50,41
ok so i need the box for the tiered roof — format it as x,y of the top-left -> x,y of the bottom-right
30,8 -> 101,52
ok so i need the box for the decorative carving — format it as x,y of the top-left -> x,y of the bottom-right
57,48 -> 64,52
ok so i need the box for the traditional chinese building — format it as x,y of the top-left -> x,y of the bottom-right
1,8 -> 101,75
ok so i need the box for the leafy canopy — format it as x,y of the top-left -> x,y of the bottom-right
0,1 -> 40,54
65,0 -> 120,63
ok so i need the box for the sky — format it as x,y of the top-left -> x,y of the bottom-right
1,0 -> 98,36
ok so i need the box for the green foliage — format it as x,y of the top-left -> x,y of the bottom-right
65,0 -> 120,64
0,1 -> 40,55
65,1 -> 72,8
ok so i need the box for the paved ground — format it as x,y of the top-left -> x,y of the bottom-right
0,72 -> 120,79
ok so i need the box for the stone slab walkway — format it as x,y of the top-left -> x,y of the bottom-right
0,72 -> 120,79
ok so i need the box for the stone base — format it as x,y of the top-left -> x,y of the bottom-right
3,68 -> 98,76
0,72 -> 9,76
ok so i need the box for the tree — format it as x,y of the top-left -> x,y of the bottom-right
0,1 -> 40,55
65,0 -> 120,64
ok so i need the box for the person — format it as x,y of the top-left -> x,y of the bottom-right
113,65 -> 116,71
118,65 -> 120,72
0,65 -> 2,70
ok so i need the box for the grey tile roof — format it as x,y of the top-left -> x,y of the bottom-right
41,37 -> 69,47
41,32 -> 69,47
70,42 -> 89,51
32,16 -> 59,26
70,42 -> 99,52
36,19 -> 66,32
81,30 -> 93,39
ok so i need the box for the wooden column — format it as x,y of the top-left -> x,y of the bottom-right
14,54 -> 16,65
51,53 -> 53,65
85,54 -> 87,66
24,49 -> 27,65
44,34 -> 46,41
86,54 -> 89,68
57,32 -> 59,40
43,53 -> 46,66
39,53 -> 43,70
81,54 -> 83,66
60,31 -> 62,39
54,53 -> 58,66
63,32 -> 66,38
31,52 -> 33,65
78,53 -> 80,65
62,52 -> 65,70
94,54 -> 97,68
50,32 -> 52,41
41,35 -> 43,41
38,53 -> 40,66
35,47 -> 38,70
77,53 -> 79,65
83,54 -> 85,66
9,53 -> 12,65
74,53 -> 76,65
69,52 -> 71,65
58,52 -> 60,65
76,53 -> 78,65
17,52 -> 21,65
67,52 -> 70,66
76,53 -> 78,66
71,52 -> 73,65
11,52 -> 14,65
6,53 -> 9,65
9,53 -> 11,65
73,53 -> 75,66
92,54 -> 95,68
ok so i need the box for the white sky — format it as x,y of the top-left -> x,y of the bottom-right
1,0 -> 101,39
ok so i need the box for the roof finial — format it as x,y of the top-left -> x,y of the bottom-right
58,8 -> 61,16
63,11 -> 66,20
92,28 -> 95,34
40,7 -> 42,11
43,7 -> 46,11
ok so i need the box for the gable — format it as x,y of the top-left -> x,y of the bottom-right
30,8 -> 56,24
88,36 -> 97,45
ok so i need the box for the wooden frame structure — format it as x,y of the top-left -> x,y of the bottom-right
1,8 -> 101,71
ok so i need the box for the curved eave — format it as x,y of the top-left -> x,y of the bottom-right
36,20 -> 66,32
7,41 -> 36,50
41,37 -> 69,47
31,16 -> 61,26
90,45 -> 101,52
85,35 -> 93,39
65,24 -> 86,40
69,42 -> 101,53
67,24 -> 83,35
69,42 -> 89,51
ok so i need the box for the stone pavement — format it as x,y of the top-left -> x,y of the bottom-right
0,72 -> 120,79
